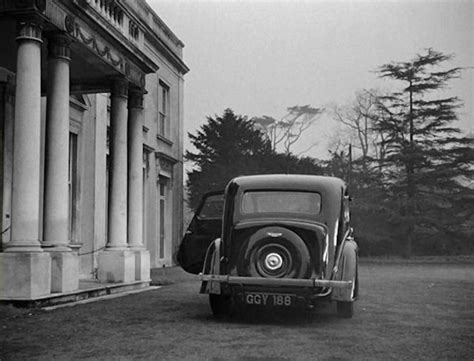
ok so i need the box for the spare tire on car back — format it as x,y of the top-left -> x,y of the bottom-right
238,226 -> 311,279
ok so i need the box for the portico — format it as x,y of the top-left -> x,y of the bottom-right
0,0 -> 186,301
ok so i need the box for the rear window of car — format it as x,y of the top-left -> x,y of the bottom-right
241,191 -> 321,215
198,194 -> 224,219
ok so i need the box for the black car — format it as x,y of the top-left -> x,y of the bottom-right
179,175 -> 359,318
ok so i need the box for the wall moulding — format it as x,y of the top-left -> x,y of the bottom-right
155,152 -> 178,178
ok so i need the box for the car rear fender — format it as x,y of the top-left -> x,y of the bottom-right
200,238 -> 222,295
331,233 -> 358,302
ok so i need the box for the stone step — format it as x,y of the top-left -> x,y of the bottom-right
0,279 -> 151,308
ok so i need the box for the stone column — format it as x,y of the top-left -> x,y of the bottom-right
98,78 -> 135,283
127,89 -> 150,281
43,33 -> 78,292
0,69 -> 15,251
0,18 -> 51,299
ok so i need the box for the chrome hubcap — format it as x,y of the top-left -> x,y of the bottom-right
264,253 -> 283,270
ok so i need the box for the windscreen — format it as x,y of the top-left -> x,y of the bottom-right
241,191 -> 321,215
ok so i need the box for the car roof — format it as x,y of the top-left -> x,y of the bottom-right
230,174 -> 346,194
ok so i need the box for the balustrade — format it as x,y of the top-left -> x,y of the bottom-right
86,0 -> 133,38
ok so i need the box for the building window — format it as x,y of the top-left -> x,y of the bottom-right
158,81 -> 170,138
159,180 -> 167,259
143,150 -> 149,243
68,132 -> 78,242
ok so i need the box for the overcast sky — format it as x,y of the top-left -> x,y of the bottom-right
148,0 -> 473,159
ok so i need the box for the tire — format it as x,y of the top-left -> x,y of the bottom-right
337,301 -> 354,318
209,294 -> 232,317
239,226 -> 311,279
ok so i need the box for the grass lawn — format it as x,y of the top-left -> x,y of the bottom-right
0,258 -> 473,360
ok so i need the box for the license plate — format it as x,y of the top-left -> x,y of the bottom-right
244,292 -> 295,307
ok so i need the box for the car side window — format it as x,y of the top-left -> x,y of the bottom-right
198,194 -> 224,219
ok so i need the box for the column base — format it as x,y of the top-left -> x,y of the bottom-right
50,251 -> 79,293
97,249 -> 135,283
0,252 -> 51,299
133,249 -> 150,281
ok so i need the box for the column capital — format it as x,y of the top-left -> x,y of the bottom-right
111,78 -> 128,99
47,33 -> 71,61
16,16 -> 43,44
128,89 -> 145,109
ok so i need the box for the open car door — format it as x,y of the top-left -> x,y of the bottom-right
177,191 -> 224,274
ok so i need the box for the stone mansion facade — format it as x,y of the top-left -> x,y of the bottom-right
0,0 -> 188,300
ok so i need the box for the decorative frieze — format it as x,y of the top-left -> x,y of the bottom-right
74,20 -> 125,69
63,15 -> 147,88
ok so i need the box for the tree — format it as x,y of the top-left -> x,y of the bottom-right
186,109 -> 324,211
374,49 -> 474,257
324,138 -> 399,257
185,109 -> 272,209
333,89 -> 388,171
253,105 -> 324,155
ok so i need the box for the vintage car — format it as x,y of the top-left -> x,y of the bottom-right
178,174 -> 359,318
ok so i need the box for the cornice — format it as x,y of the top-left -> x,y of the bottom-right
143,30 -> 189,75
56,0 -> 158,75
155,151 -> 179,164
120,0 -> 189,75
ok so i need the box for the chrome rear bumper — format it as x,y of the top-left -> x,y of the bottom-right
199,274 -> 352,289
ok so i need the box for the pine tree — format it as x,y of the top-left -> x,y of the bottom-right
185,109 -> 272,209
375,49 -> 474,257
186,109 -> 324,210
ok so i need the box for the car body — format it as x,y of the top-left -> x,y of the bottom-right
180,174 -> 359,318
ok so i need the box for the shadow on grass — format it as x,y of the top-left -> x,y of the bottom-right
190,301 -> 349,327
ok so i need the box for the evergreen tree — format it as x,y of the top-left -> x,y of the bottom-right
375,49 -> 474,257
186,109 -> 324,210
186,109 -> 272,209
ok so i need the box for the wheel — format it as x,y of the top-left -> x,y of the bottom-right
337,301 -> 354,318
209,294 -> 232,317
239,226 -> 311,279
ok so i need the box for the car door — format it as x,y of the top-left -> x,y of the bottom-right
177,191 -> 224,274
